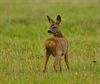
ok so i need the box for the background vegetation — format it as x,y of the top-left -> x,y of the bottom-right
0,0 -> 100,84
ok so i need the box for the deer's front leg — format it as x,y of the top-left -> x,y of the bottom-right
64,52 -> 69,70
59,59 -> 62,72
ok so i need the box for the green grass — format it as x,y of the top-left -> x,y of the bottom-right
0,0 -> 100,84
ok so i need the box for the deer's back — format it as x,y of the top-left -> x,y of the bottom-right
45,37 -> 68,56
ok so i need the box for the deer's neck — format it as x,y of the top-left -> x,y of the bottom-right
54,31 -> 63,38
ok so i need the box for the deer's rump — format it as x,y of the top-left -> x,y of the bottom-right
45,37 -> 68,57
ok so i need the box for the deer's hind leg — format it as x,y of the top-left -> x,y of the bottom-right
53,55 -> 61,72
43,49 -> 51,72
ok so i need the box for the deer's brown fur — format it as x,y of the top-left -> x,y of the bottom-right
43,15 -> 69,72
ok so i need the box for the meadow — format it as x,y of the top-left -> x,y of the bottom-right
0,0 -> 100,84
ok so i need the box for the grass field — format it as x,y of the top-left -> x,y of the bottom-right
0,0 -> 100,84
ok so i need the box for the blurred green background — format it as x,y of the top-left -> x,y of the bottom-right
0,0 -> 100,84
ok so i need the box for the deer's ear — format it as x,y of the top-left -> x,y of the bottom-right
47,16 -> 54,23
56,15 -> 61,24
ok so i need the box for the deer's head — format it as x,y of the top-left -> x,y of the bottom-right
47,15 -> 62,37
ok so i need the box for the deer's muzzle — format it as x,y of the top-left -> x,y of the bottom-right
48,30 -> 53,34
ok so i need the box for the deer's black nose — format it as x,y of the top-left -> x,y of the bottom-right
48,30 -> 53,34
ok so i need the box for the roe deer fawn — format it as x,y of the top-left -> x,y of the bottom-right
43,15 -> 69,72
